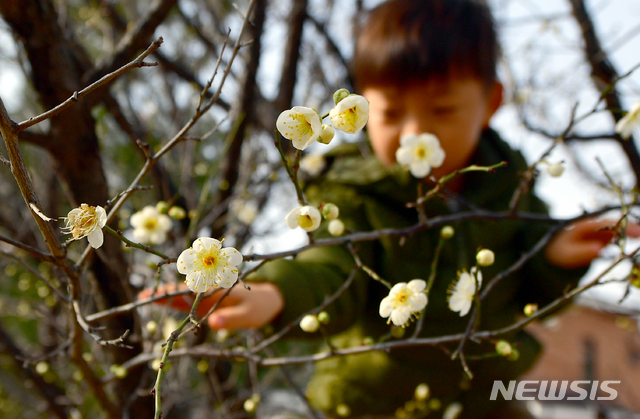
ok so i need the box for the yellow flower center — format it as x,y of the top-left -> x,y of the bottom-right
394,290 -> 409,306
203,255 -> 215,266
296,214 -> 314,229
340,108 -> 357,129
293,113 -> 312,136
71,205 -> 98,238
415,147 -> 426,158
144,218 -> 158,230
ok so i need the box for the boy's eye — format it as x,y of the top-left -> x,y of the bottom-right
383,109 -> 402,121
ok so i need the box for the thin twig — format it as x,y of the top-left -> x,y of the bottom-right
17,38 -> 163,131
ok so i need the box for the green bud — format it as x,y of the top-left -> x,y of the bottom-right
322,203 -> 340,220
523,303 -> 538,317
495,340 -> 512,357
197,359 -> 209,373
362,337 -> 375,346
110,364 -> 127,378
507,348 -> 520,361
428,398 -> 442,411
156,201 -> 170,214
317,311 -> 330,324
333,88 -> 350,104
391,325 -> 405,339
440,226 -> 454,239
168,206 -> 186,220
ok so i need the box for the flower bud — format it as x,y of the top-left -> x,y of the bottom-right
429,398 -> 442,411
146,320 -> 158,335
300,314 -> 320,333
440,226 -> 455,240
328,219 -> 345,236
322,203 -> 340,220
196,359 -> 209,373
168,206 -> 187,220
156,201 -> 170,214
523,303 -> 538,317
243,398 -> 257,413
317,311 -> 330,324
318,124 -> 335,144
110,364 -> 127,378
415,383 -> 430,400
476,249 -> 495,267
215,328 -> 230,343
507,348 -> 520,361
495,340 -> 513,357
35,362 -> 49,375
333,88 -> 350,104
391,325 -> 405,339
362,336 -> 375,346
336,403 -> 351,417
547,162 -> 565,177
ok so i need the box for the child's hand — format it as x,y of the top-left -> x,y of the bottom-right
545,219 -> 640,269
137,282 -> 285,332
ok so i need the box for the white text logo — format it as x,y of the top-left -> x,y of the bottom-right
490,380 -> 620,401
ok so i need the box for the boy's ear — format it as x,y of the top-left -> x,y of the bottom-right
483,82 -> 503,128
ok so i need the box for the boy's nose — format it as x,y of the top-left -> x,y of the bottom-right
400,115 -> 431,138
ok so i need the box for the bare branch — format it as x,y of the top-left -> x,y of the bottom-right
17,38 -> 163,131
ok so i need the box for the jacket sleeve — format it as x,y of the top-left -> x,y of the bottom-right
245,180 -> 374,338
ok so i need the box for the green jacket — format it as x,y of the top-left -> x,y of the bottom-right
249,130 -> 586,418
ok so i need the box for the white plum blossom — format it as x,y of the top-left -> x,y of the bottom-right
62,204 -> 107,248
177,238 -> 243,293
395,133 -> 446,178
276,106 -> 322,150
130,205 -> 172,245
285,205 -> 321,232
329,94 -> 369,134
299,153 -> 326,177
379,279 -> 428,327
448,268 -> 482,317
615,101 -> 640,139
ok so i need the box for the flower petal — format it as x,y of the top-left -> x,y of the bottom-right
221,247 -> 243,266
177,249 -> 197,274
407,279 -> 426,293
379,296 -> 394,317
87,228 -> 104,248
390,306 -> 411,327
96,206 -> 107,228
285,207 -> 301,229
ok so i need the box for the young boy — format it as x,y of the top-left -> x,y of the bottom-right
143,0 -> 634,417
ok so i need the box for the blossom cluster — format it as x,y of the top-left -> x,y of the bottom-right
276,89 -> 369,151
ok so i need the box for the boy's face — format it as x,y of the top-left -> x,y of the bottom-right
363,76 -> 503,178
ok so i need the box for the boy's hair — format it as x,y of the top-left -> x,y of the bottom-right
353,0 -> 500,90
